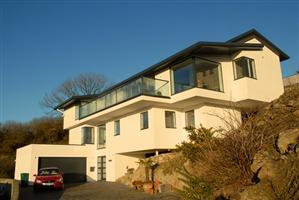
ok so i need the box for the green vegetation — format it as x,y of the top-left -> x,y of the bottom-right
0,117 -> 68,178
178,167 -> 213,200
174,84 -> 299,200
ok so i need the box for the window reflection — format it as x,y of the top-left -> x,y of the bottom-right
172,57 -> 223,94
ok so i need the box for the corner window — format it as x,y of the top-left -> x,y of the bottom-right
98,125 -> 106,148
114,120 -> 120,136
172,57 -> 224,94
172,59 -> 194,94
140,111 -> 149,130
195,58 -> 223,92
185,110 -> 195,127
165,111 -> 176,128
82,127 -> 94,144
233,57 -> 256,79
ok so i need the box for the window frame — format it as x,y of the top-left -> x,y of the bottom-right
165,111 -> 176,129
233,56 -> 257,80
185,110 -> 195,127
194,57 -> 224,92
114,120 -> 120,136
81,126 -> 94,144
97,125 -> 106,149
171,56 -> 224,95
140,111 -> 149,130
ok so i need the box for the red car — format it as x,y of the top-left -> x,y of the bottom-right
33,167 -> 64,191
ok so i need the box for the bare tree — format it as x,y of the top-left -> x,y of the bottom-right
41,73 -> 110,111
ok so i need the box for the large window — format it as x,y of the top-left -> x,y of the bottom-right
233,57 -> 256,79
165,111 -> 176,128
114,120 -> 120,136
82,127 -> 94,144
172,59 -> 194,94
98,125 -> 106,148
172,57 -> 223,94
140,111 -> 149,130
195,58 -> 223,91
185,110 -> 195,127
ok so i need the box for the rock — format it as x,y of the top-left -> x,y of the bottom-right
251,149 -> 282,180
277,128 -> 299,154
237,181 -> 276,200
249,147 -> 299,200
293,110 -> 299,117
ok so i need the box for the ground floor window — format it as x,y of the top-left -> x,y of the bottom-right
140,111 -> 149,130
97,125 -> 106,148
185,110 -> 195,127
165,111 -> 176,128
114,120 -> 120,136
81,127 -> 94,144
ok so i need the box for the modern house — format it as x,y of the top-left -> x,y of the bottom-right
15,29 -> 289,184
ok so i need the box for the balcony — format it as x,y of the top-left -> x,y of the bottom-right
79,77 -> 169,119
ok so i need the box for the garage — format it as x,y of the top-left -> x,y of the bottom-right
38,157 -> 86,183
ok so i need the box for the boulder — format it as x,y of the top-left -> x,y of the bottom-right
293,110 -> 299,117
277,128 -> 299,154
251,149 -> 281,180
236,181 -> 276,200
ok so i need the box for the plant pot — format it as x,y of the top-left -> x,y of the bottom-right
143,182 -> 154,194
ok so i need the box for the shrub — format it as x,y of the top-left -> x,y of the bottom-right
176,125 -> 216,162
178,167 -> 213,200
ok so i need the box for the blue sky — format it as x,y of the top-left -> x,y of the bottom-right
0,0 -> 298,122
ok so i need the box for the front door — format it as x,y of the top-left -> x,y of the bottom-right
97,156 -> 106,181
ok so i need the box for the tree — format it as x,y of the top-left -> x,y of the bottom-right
41,73 -> 110,111
0,117 -> 68,178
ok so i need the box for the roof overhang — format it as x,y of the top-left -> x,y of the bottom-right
54,95 -> 98,110
227,29 -> 289,61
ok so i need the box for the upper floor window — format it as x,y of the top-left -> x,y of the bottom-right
140,111 -> 149,130
98,125 -> 106,148
172,59 -> 194,94
165,111 -> 176,128
172,57 -> 223,94
194,58 -> 223,92
114,120 -> 120,136
185,110 -> 195,127
82,127 -> 94,144
233,57 -> 256,79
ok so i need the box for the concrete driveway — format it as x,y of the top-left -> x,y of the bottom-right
19,182 -> 181,200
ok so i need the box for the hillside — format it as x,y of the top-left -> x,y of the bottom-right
117,85 -> 299,200
0,117 -> 68,178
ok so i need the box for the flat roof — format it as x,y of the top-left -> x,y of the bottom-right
54,95 -> 97,110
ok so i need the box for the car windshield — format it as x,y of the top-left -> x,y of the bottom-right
38,168 -> 60,176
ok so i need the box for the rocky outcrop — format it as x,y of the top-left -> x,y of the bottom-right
236,128 -> 299,200
116,153 -> 185,190
277,128 -> 299,154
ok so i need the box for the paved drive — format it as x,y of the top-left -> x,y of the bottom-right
19,182 -> 181,200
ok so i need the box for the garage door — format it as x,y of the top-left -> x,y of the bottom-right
38,157 -> 86,183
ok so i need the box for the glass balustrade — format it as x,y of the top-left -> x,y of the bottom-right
79,77 -> 169,119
